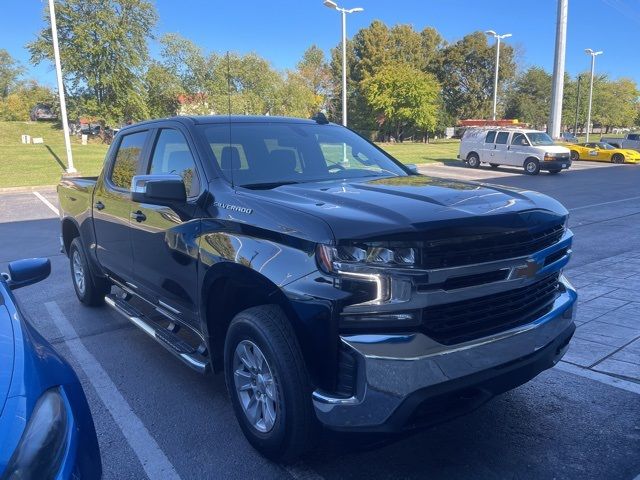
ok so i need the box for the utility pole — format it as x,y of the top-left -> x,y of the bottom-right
573,75 -> 581,136
585,49 -> 603,142
48,0 -> 76,174
548,0 -> 568,139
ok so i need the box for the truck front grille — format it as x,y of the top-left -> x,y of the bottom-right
420,224 -> 564,269
422,273 -> 561,345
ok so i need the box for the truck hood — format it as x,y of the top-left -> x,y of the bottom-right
243,175 -> 568,242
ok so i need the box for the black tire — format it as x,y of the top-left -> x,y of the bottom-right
611,153 -> 625,164
523,158 -> 541,175
570,150 -> 580,161
489,163 -> 499,169
548,169 -> 561,174
466,153 -> 480,168
69,237 -> 110,306
224,305 -> 317,462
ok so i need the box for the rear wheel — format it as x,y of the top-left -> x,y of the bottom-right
611,153 -> 625,164
570,150 -> 580,161
466,153 -> 480,168
224,305 -> 317,462
524,158 -> 541,175
69,238 -> 110,306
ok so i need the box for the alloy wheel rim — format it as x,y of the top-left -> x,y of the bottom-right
72,251 -> 85,295
527,162 -> 536,172
233,340 -> 278,433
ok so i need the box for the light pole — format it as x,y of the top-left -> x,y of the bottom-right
584,48 -> 603,142
323,0 -> 363,127
574,74 -> 582,136
485,30 -> 512,121
48,0 -> 75,174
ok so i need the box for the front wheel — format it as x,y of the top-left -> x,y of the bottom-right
466,153 -> 480,168
224,305 -> 317,462
69,238 -> 110,306
524,158 -> 541,175
611,154 -> 625,164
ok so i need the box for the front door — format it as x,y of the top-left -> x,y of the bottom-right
129,127 -> 204,327
507,132 -> 531,166
93,129 -> 150,285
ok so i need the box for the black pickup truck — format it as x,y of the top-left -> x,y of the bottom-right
58,115 -> 577,461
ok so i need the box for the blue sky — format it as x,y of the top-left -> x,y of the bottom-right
1,0 -> 638,87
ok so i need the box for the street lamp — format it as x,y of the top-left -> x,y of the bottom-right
584,48 -> 603,142
485,30 -> 512,121
323,0 -> 363,127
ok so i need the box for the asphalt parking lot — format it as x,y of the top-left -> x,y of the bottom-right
1,159 -> 639,480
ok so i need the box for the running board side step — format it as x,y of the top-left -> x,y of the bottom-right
105,294 -> 210,374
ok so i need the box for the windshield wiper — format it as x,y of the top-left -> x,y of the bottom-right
240,180 -> 301,190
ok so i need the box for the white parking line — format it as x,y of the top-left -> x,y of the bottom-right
557,361 -> 640,395
33,191 -> 59,216
569,195 -> 640,212
45,301 -> 182,480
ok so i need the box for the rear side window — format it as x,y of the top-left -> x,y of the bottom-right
111,131 -> 148,190
495,132 -> 509,144
149,129 -> 200,196
485,131 -> 496,143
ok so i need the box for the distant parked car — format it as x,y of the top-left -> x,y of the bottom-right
80,123 -> 101,136
560,132 -> 578,144
600,133 -> 640,152
29,103 -> 57,121
568,142 -> 640,164
0,258 -> 101,479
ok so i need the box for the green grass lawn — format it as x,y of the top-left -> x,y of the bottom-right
0,121 -> 460,188
0,121 -> 108,188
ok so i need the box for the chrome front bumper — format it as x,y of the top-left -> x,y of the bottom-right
312,275 -> 577,431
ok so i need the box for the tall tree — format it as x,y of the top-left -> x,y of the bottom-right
362,63 -> 440,141
296,45 -> 332,106
436,31 -> 516,120
504,67 -> 552,128
28,0 -> 157,123
0,49 -> 24,98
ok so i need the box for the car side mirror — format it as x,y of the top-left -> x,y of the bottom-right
131,175 -> 187,205
2,258 -> 51,290
405,164 -> 419,174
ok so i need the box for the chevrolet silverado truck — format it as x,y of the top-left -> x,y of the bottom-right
600,132 -> 640,151
57,115 -> 577,461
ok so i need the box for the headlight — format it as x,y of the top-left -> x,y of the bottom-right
543,153 -> 557,161
2,388 -> 69,480
316,244 -> 417,274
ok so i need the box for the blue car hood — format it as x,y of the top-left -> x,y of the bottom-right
0,302 -> 15,416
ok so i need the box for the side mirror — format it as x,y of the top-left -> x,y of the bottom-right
405,164 -> 419,174
3,258 -> 51,290
131,175 -> 186,205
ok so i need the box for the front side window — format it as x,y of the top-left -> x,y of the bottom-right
511,133 -> 528,146
149,129 -> 200,196
485,131 -> 496,143
495,132 -> 510,144
111,131 -> 148,190
527,132 -> 555,146
200,123 -> 407,188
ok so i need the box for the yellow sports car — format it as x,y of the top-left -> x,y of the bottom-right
568,142 -> 640,164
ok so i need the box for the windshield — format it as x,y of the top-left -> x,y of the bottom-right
526,132 -> 555,146
598,143 -> 615,150
199,122 -> 407,188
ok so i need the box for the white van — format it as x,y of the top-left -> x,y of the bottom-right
458,128 -> 572,175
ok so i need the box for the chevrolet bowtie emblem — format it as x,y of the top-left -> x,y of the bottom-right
510,260 -> 542,279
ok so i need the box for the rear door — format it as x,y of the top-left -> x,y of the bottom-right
129,126 -> 204,326
479,130 -> 497,163
492,131 -> 511,164
93,129 -> 151,284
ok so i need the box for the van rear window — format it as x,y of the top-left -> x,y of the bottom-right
485,131 -> 496,143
